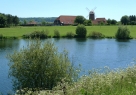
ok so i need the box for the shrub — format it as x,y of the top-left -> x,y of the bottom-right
75,24 -> 87,38
23,30 -> 48,39
8,40 -> 78,92
53,29 -> 60,38
41,65 -> 136,95
66,31 -> 75,38
115,26 -> 130,39
89,31 -> 104,38
0,34 -> 3,39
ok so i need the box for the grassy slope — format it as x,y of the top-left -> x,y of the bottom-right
0,25 -> 136,38
20,66 -> 136,95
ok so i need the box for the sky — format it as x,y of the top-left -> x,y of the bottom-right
0,0 -> 136,21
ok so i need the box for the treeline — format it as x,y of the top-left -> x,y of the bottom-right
106,19 -> 117,25
121,15 -> 136,25
0,13 -> 19,28
19,17 -> 57,24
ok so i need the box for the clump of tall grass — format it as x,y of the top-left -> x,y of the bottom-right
0,34 -> 3,39
66,31 -> 75,38
23,30 -> 49,39
53,29 -> 60,38
89,31 -> 105,38
33,65 -> 136,95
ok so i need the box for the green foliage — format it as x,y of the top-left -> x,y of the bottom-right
8,40 -> 78,92
13,16 -> 19,26
0,14 -> 7,28
115,26 -> 130,39
23,20 -> 27,25
83,20 -> 92,26
107,18 -> 111,25
121,15 -> 129,25
41,21 -> 46,26
0,34 -> 3,39
74,16 -> 85,24
19,17 -> 57,24
23,30 -> 49,39
89,31 -> 104,38
129,15 -> 136,25
75,24 -> 87,38
0,13 -> 19,27
111,19 -> 117,25
34,65 -> 136,95
107,19 -> 117,25
66,31 -> 75,38
53,29 -> 60,38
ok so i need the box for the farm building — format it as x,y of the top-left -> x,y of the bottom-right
27,21 -> 37,26
54,15 -> 76,25
92,18 -> 107,25
88,10 -> 107,25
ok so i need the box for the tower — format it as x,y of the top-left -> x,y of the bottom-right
89,11 -> 95,21
86,7 -> 97,21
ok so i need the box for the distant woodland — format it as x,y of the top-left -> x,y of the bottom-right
19,17 -> 57,24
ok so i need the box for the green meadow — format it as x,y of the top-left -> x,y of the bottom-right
0,25 -> 136,38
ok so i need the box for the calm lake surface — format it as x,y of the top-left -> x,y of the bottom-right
0,38 -> 136,94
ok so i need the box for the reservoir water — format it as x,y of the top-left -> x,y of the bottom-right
0,38 -> 136,94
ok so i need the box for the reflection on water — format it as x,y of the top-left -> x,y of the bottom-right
0,38 -> 136,94
0,39 -> 19,49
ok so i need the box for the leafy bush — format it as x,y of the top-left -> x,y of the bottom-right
8,40 -> 78,92
23,30 -> 49,39
89,31 -> 104,38
83,20 -> 92,26
38,65 -> 136,95
66,31 -> 75,38
75,24 -> 87,38
53,29 -> 60,38
16,66 -> 136,95
115,26 -> 130,39
0,34 -> 3,39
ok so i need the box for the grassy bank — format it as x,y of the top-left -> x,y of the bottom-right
18,65 -> 136,95
0,25 -> 136,38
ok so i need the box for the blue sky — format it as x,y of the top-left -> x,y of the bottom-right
0,0 -> 135,21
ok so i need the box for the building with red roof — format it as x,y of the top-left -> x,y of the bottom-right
92,18 -> 107,25
54,15 -> 76,25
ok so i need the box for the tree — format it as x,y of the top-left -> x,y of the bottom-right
129,15 -> 136,25
0,14 -> 7,28
74,16 -> 85,24
8,40 -> 78,92
41,21 -> 46,26
6,14 -> 13,27
23,20 -> 27,25
75,24 -> 87,38
111,19 -> 117,25
121,15 -> 129,25
13,16 -> 19,26
107,19 -> 111,25
83,20 -> 92,26
100,21 -> 104,25
115,26 -> 130,39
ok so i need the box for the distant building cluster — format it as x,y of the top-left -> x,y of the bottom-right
54,11 -> 106,25
54,15 -> 76,25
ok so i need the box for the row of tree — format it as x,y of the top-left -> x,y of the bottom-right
74,15 -> 136,26
121,15 -> 136,25
0,13 -> 19,28
19,17 -> 57,24
74,16 -> 118,26
74,16 -> 92,26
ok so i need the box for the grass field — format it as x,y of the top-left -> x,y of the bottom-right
0,25 -> 136,38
